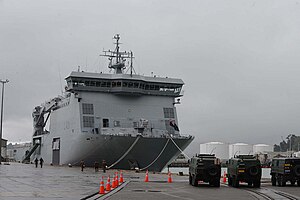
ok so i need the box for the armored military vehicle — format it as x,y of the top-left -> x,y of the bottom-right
270,157 -> 300,186
227,155 -> 261,188
189,154 -> 221,187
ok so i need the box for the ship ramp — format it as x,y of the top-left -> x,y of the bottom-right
22,143 -> 40,163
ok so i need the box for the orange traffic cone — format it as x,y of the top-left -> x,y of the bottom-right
144,170 -> 149,182
223,171 -> 227,183
115,172 -> 119,186
106,176 -> 111,192
99,177 -> 105,194
112,174 -> 116,188
168,171 -> 172,183
119,171 -> 124,183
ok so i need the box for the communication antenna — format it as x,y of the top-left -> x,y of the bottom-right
210,147 -> 216,155
130,51 -> 136,77
58,66 -> 63,94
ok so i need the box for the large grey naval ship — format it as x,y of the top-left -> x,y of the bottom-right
25,35 -> 194,171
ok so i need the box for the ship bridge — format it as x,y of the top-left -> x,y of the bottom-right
65,71 -> 184,97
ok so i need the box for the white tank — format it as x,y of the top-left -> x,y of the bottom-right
253,144 -> 273,154
293,151 -> 300,158
229,143 -> 253,158
200,142 -> 229,160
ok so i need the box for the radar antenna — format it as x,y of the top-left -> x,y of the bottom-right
100,34 -> 134,74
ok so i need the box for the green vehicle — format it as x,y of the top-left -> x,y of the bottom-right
270,157 -> 300,186
189,154 -> 221,187
227,155 -> 261,188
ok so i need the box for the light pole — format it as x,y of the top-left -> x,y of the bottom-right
286,134 -> 292,152
0,79 -> 9,164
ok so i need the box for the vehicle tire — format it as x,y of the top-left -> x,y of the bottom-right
247,181 -> 252,187
277,175 -> 282,187
249,166 -> 259,176
208,165 -> 218,176
234,176 -> 239,188
192,175 -> 198,187
189,174 -> 192,185
214,179 -> 220,187
253,180 -> 261,188
282,180 -> 286,187
228,177 -> 232,186
297,180 -> 300,186
291,180 -> 295,186
191,175 -> 194,186
271,175 -> 276,186
294,166 -> 300,176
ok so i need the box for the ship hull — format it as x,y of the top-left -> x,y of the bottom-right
58,134 -> 193,172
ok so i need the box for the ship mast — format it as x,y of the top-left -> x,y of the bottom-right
100,34 -> 134,74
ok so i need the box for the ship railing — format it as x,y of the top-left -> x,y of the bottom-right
178,134 -> 194,138
99,127 -> 193,139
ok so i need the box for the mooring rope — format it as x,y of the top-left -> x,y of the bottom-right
169,136 -> 191,160
140,138 -> 170,171
107,135 -> 141,169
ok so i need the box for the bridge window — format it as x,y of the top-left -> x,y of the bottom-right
85,81 -> 90,86
90,81 -> 96,86
101,82 -> 110,87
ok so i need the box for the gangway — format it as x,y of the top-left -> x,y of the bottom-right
22,143 -> 40,163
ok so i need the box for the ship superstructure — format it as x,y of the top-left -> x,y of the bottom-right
27,35 -> 194,171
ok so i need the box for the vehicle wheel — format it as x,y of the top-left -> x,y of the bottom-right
249,166 -> 259,176
297,180 -> 300,186
253,180 -> 261,188
214,178 -> 220,187
277,176 -> 282,187
291,180 -> 295,186
191,175 -> 195,186
234,177 -> 239,188
248,181 -> 252,187
189,174 -> 192,185
208,165 -> 218,176
294,166 -> 300,176
192,175 -> 198,187
271,175 -> 276,186
282,180 -> 286,187
228,177 -> 232,186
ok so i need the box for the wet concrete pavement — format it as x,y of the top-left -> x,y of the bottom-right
1,162 -> 300,200
0,162 -> 102,199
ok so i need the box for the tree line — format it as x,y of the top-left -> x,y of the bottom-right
274,134 -> 300,152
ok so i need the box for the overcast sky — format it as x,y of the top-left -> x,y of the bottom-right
1,0 -> 300,154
